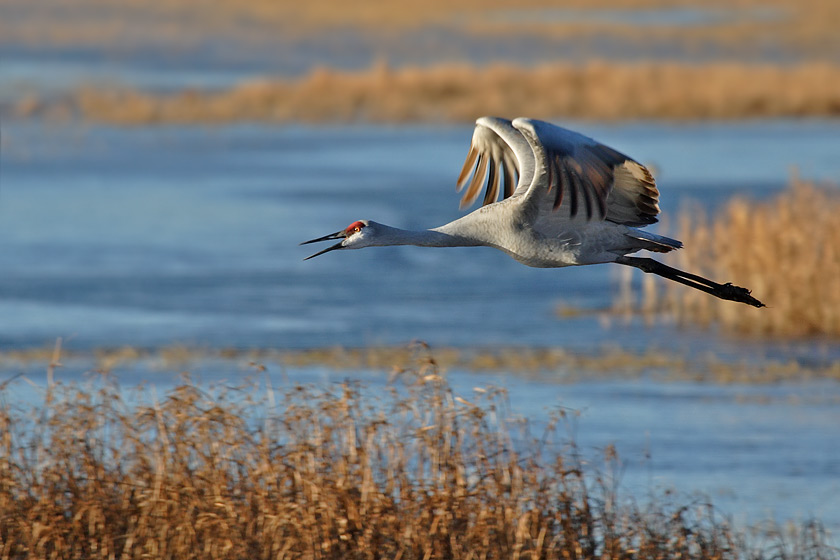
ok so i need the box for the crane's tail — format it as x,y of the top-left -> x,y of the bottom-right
616,256 -> 765,308
627,230 -> 683,253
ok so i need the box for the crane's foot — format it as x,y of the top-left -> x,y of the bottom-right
716,282 -> 765,308
617,256 -> 765,308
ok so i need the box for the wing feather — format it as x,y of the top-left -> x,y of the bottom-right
502,156 -> 516,198
512,118 -> 661,227
456,145 -> 479,188
455,117 -> 535,209
460,152 -> 489,209
567,165 -> 580,218
556,160 -> 569,212
483,159 -> 500,206
455,117 -> 661,228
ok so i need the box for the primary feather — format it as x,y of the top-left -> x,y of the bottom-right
457,117 -> 660,227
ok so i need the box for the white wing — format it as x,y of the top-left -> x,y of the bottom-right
456,117 -> 660,227
455,117 -> 534,209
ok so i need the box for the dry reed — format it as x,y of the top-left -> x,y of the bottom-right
4,343 -> 840,384
4,0 -> 840,57
12,61 -> 840,125
1,347 -> 835,559
617,177 -> 840,338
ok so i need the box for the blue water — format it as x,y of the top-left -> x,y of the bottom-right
2,119 -> 840,536
2,120 -> 839,353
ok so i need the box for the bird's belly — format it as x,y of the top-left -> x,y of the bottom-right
502,242 -> 580,269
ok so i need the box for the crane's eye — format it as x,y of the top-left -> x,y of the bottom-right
345,220 -> 366,235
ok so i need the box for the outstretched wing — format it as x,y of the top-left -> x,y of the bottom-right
513,118 -> 660,226
456,116 -> 660,227
455,117 -> 535,209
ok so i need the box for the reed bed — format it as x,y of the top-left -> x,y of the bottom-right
3,343 -> 839,384
616,177 -> 840,338
1,348 -> 835,559
4,0 -> 840,57
13,61 -> 840,125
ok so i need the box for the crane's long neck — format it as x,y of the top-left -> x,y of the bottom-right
374,220 -> 487,248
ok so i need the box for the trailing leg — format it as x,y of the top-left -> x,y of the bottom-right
616,256 -> 765,308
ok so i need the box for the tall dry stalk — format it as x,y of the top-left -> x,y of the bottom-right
0,346 -> 835,558
14,61 -> 840,124
619,177 -> 840,337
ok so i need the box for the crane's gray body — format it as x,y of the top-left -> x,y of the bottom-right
347,117 -> 681,268
303,116 -> 764,307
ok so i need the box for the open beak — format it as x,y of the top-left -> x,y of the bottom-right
300,231 -> 345,260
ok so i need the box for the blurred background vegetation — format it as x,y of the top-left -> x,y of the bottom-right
4,0 -> 840,124
2,1 -> 840,556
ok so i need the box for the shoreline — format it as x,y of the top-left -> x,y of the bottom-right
10,61 -> 840,125
3,342 -> 839,384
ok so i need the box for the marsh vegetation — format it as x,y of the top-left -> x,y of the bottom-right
3,0 -> 840,55
616,177 -> 840,338
13,61 -> 840,125
1,350 -> 836,559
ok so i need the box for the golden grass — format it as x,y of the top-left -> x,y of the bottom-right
0,349 -> 834,559
13,60 -> 840,124
616,177 -> 840,337
3,341 -> 840,384
3,0 -> 840,57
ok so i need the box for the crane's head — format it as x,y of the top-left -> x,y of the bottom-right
301,220 -> 376,260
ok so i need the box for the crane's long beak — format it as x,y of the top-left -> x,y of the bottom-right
300,231 -> 345,260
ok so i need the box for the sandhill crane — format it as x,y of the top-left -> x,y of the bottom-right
302,117 -> 764,308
